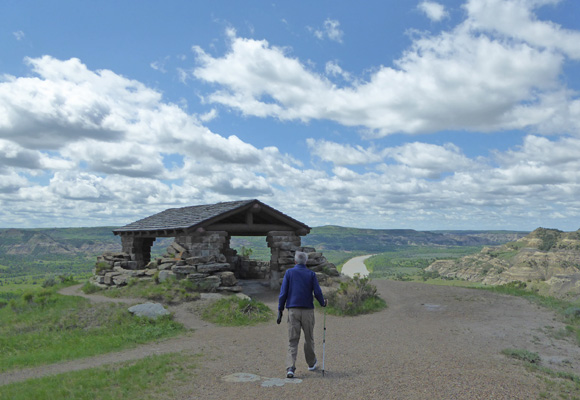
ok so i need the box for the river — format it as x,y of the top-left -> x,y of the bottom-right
341,254 -> 374,278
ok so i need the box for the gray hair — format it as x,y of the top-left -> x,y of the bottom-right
294,251 -> 308,265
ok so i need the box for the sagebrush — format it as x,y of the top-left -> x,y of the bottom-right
326,275 -> 386,316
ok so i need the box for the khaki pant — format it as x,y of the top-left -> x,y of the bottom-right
286,308 -> 316,370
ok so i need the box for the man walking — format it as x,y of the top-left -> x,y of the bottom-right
277,251 -> 327,378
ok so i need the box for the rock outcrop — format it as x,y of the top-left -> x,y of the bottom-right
425,228 -> 580,298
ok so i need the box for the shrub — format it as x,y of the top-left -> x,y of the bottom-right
81,281 -> 104,294
95,262 -> 110,273
326,275 -> 387,316
502,348 -> 541,364
22,292 -> 34,303
240,246 -> 253,258
58,274 -> 76,284
419,270 -> 440,281
42,276 -> 57,288
564,307 -> 580,319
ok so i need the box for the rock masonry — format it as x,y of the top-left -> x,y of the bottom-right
92,230 -> 340,293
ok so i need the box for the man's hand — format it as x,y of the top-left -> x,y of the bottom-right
324,299 -> 328,307
277,310 -> 283,324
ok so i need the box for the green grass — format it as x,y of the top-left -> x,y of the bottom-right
501,348 -> 580,399
88,279 -> 201,304
0,352 -> 198,400
0,286 -> 185,372
201,296 -> 273,326
365,246 -> 482,280
501,348 -> 541,364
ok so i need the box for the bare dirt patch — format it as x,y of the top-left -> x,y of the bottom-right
2,281 -> 579,399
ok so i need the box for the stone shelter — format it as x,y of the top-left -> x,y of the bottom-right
93,200 -> 339,293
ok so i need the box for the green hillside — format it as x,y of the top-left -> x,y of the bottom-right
0,226 -> 527,288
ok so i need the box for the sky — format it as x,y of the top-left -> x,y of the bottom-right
0,0 -> 579,231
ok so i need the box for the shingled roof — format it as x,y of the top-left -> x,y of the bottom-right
113,199 -> 309,236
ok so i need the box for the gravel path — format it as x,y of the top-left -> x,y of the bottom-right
2,281 -> 579,399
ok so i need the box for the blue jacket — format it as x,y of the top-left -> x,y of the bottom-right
278,264 -> 325,311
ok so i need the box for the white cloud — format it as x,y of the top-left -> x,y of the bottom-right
191,3 -> 579,137
465,0 -> 580,60
418,1 -> 449,22
313,19 -> 344,43
385,142 -> 474,178
0,56 -> 308,225
199,108 -> 218,122
1,51 -> 580,230
325,61 -> 352,81
0,170 -> 28,193
307,139 -> 383,165
12,31 -> 25,41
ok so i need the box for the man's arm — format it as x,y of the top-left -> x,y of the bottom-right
278,273 -> 289,311
277,273 -> 290,324
312,273 -> 326,307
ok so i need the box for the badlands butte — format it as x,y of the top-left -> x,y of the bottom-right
426,227 -> 580,299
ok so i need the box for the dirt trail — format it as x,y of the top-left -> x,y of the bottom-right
2,281 -> 580,399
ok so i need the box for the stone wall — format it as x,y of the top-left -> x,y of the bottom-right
267,231 -> 339,289
92,247 -> 241,293
93,230 -> 341,293
238,259 -> 270,279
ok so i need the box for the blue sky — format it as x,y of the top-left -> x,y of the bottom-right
1,0 -> 579,231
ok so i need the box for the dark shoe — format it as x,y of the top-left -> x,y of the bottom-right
308,359 -> 318,371
286,367 -> 295,378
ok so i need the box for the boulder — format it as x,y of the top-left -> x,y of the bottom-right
235,293 -> 251,300
172,265 -> 197,275
216,271 -> 237,286
197,263 -> 232,274
112,274 -> 129,286
217,286 -> 243,293
188,273 -> 210,281
191,276 -> 221,291
104,272 -> 121,285
186,255 -> 218,265
158,262 -> 175,271
128,302 -> 170,319
169,241 -> 187,254
158,270 -> 176,283
307,252 -> 323,259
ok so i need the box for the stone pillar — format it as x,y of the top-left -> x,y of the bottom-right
175,231 -> 229,264
267,231 -> 302,290
120,236 -> 154,269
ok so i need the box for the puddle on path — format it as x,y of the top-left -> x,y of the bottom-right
222,373 -> 302,387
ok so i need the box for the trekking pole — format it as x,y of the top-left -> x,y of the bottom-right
322,304 -> 327,377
